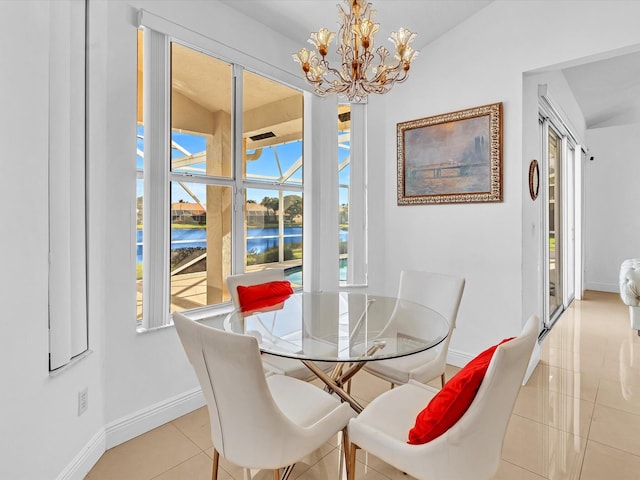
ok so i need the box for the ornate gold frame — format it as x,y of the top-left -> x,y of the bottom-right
397,102 -> 503,205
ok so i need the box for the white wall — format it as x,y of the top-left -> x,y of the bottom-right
0,2 -> 105,479
3,1 -> 640,478
371,0 -> 640,361
584,123 -> 640,292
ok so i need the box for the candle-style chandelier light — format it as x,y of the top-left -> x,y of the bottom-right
292,0 -> 419,103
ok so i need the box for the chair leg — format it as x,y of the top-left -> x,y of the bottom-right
348,443 -> 359,480
280,464 -> 295,480
341,427 -> 350,477
440,372 -> 446,388
211,449 -> 219,480
273,469 -> 280,480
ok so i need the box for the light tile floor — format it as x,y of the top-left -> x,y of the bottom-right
87,290 -> 640,479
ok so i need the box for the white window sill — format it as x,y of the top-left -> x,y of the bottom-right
136,302 -> 235,334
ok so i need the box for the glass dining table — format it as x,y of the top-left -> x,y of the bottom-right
223,291 -> 448,413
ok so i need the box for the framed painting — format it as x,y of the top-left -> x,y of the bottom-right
397,102 -> 503,205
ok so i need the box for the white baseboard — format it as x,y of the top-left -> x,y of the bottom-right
106,386 -> 205,449
448,342 -> 541,385
55,428 -> 105,480
58,387 -> 205,480
585,281 -> 618,293
446,348 -> 472,369
449,329 -> 544,384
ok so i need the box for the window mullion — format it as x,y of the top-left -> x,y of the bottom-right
142,28 -> 171,330
303,93 -> 339,292
232,64 -> 245,274
347,103 -> 367,286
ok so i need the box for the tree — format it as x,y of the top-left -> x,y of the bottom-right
260,196 -> 279,217
339,203 -> 349,225
136,196 -> 144,226
284,195 -> 303,221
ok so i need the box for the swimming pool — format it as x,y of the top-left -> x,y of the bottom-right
285,258 -> 348,285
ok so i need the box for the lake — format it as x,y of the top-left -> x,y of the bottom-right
136,227 -> 348,263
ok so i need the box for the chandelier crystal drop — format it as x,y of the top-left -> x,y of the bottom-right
293,0 -> 419,103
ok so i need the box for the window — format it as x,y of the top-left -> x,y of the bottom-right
340,103 -> 367,286
136,30 -> 144,322
137,29 -> 303,329
338,105 -> 350,282
242,70 -> 304,282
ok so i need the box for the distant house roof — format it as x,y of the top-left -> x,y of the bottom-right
171,202 -> 205,215
246,203 -> 268,213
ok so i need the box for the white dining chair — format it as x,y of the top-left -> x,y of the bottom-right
347,315 -> 538,480
363,270 -> 465,388
173,312 -> 356,480
226,268 -> 335,381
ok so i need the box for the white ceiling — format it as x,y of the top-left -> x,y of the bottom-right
222,0 -> 640,130
561,50 -> 640,129
221,0 -> 493,50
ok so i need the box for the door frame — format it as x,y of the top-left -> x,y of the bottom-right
538,86 -> 582,331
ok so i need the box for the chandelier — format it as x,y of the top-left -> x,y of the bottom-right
292,0 -> 419,103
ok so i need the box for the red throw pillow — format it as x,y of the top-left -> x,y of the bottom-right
237,280 -> 293,313
407,337 -> 514,445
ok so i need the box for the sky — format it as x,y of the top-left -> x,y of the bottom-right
136,126 -> 350,205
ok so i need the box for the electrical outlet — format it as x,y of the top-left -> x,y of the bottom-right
78,387 -> 88,416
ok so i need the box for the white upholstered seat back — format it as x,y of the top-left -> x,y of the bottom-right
397,270 -> 465,328
173,312 -> 297,466
226,268 -> 285,307
348,315 -> 538,480
391,270 -> 465,375
428,315 -> 538,478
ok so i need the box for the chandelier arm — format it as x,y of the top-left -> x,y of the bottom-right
369,61 -> 404,84
324,61 -> 352,84
305,74 -> 325,87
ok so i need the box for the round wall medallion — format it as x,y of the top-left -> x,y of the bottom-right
529,159 -> 539,201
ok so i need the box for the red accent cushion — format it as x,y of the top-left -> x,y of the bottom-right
237,280 -> 293,313
407,337 -> 514,445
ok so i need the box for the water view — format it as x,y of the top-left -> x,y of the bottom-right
136,227 -> 348,263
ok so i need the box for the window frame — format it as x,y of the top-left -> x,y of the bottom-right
231,67 -> 304,274
138,24 -> 306,330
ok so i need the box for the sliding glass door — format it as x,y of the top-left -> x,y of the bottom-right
547,126 -> 563,322
540,114 -> 577,330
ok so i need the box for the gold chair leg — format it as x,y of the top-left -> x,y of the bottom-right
440,372 -> 446,388
273,468 -> 280,480
348,443 -> 359,480
212,449 -> 219,480
342,427 -> 350,477
280,464 -> 295,480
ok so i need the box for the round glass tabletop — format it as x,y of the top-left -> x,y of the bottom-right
224,291 -> 449,362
